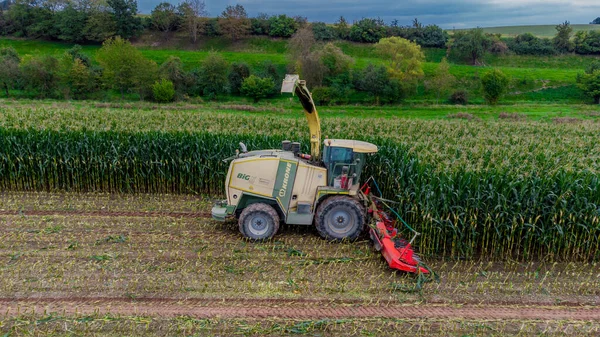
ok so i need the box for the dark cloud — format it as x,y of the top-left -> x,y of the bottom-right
137,0 -> 600,28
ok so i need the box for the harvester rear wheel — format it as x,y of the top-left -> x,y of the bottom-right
315,196 -> 365,241
239,203 -> 280,241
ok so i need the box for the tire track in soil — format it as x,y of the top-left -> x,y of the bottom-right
0,298 -> 598,320
0,210 -> 211,219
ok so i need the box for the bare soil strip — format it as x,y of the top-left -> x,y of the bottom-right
0,298 -> 598,320
0,210 -> 210,218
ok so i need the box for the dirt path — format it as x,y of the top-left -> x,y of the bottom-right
0,209 -> 210,219
1,298 -> 598,320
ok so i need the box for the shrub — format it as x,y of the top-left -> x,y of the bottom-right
241,75 -> 274,102
250,14 -> 270,35
506,33 -> 556,56
20,55 -> 60,98
228,62 -> 250,95
268,14 -> 297,38
334,16 -> 350,40
449,90 -> 469,104
320,43 -> 354,85
311,86 -> 333,105
481,69 -> 510,105
328,73 -> 354,104
489,40 -> 509,55
354,64 -> 403,105
203,18 -> 221,37
0,47 -> 20,97
152,78 -> 176,102
257,60 -> 280,95
573,30 -> 600,55
159,56 -> 186,95
418,25 -> 448,48
312,22 -> 336,41
576,61 -> 600,103
67,45 -> 91,67
349,18 -> 386,43
197,52 -> 229,99
447,112 -> 475,120
58,56 -> 97,99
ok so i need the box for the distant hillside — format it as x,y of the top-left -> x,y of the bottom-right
455,24 -> 600,38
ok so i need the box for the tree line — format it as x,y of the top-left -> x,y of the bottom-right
0,30 -> 525,105
0,1 -> 449,47
2,1 -> 600,57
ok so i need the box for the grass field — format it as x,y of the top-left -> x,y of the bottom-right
1,36 -> 597,103
471,24 -> 600,38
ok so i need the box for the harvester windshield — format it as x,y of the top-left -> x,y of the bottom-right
323,146 -> 366,188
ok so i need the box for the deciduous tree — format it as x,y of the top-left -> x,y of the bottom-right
107,0 -> 141,39
58,54 -> 96,99
83,9 -> 116,42
178,0 -> 207,43
425,58 -> 455,104
449,28 -> 492,65
577,61 -> 600,104
219,4 -> 250,40
375,36 -> 425,89
159,56 -> 185,95
96,37 -> 157,99
354,64 -> 402,105
334,16 -> 349,40
0,46 -> 20,96
553,21 -> 574,53
151,2 -> 179,35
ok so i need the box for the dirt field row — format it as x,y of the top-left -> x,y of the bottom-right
1,192 -> 599,336
3,298 -> 600,320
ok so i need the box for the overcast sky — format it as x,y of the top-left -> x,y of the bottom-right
138,0 -> 600,28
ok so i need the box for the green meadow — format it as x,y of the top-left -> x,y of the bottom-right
0,34 -> 598,104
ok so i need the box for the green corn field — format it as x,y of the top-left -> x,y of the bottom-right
0,104 -> 599,261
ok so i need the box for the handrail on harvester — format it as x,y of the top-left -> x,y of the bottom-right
281,75 -> 321,161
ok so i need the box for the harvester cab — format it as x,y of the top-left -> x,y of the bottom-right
211,75 -> 430,275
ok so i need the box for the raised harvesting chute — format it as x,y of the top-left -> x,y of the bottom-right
281,74 -> 322,160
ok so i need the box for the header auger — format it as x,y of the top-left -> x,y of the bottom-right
212,75 -> 430,276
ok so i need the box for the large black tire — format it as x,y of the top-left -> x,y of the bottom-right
315,196 -> 365,241
238,203 -> 280,241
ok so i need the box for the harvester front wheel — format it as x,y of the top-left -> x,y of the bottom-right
315,196 -> 365,241
239,203 -> 280,241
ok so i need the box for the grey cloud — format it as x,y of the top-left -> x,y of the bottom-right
137,0 -> 600,28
